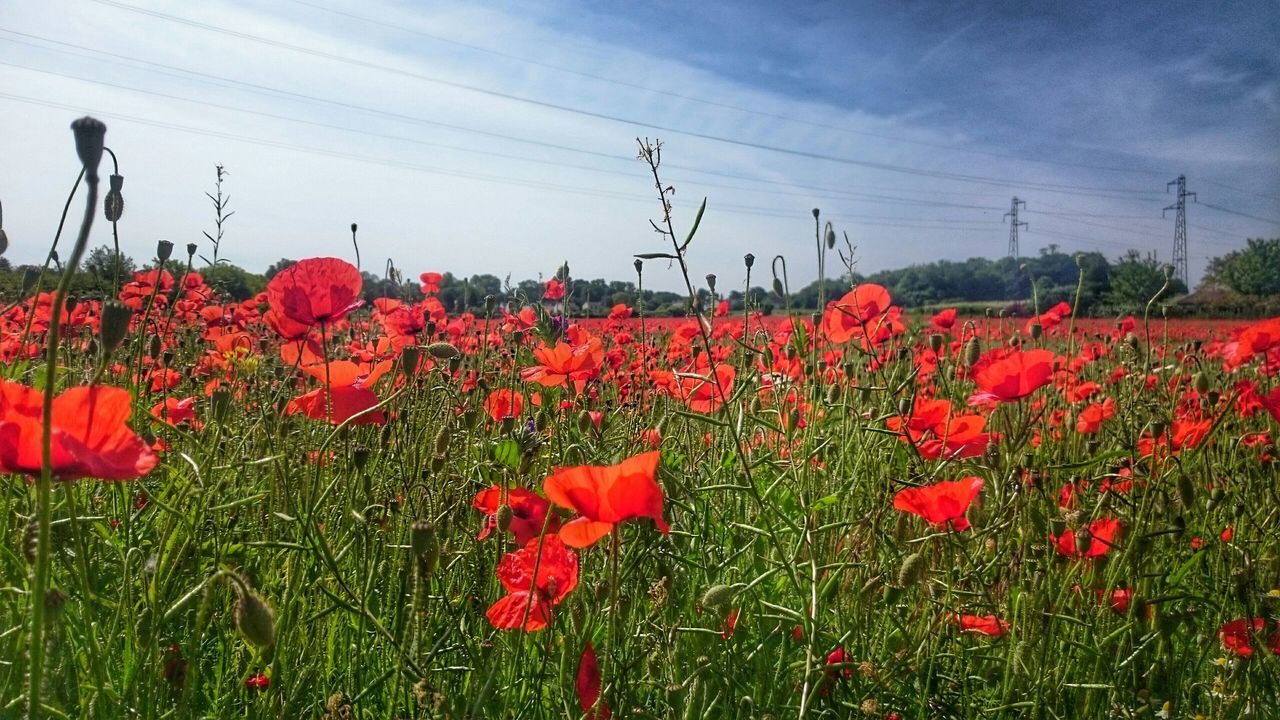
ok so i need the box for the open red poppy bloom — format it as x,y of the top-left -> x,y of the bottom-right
543,278 -> 565,301
483,389 -> 524,422
285,385 -> 385,426
520,339 -> 603,390
1051,517 -> 1122,558
472,486 -> 560,544
973,348 -> 1057,402
954,613 -> 1008,637
266,257 -> 363,329
543,451 -> 669,547
576,642 -> 612,719
485,536 -> 579,631
1219,618 -> 1280,658
418,271 -> 443,295
893,477 -> 984,532
0,381 -> 158,481
821,284 -> 893,344
656,363 -> 736,413
930,307 -> 957,330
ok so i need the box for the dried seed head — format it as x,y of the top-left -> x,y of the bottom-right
929,333 -> 945,353
705,273 -> 716,294
743,253 -> 755,269
70,116 -> 106,179
104,174 -> 125,222
156,239 -> 174,263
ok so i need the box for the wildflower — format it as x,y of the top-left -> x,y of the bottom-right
822,284 -> 892,344
265,257 -> 363,329
244,672 -> 269,690
543,451 -> 669,547
576,642 -> 611,719
285,385 -> 385,426
972,348 -> 1057,402
485,536 -> 578,631
418,271 -> 443,295
543,278 -> 565,301
0,381 -> 158,481
930,307 -> 957,330
1219,618 -> 1280,658
521,338 -> 603,391
472,486 -> 560,544
953,613 -> 1008,637
1052,517 -> 1122,558
483,389 -> 524,423
892,477 -> 984,532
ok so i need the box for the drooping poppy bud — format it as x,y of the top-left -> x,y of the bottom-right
232,579 -> 275,649
898,552 -> 926,587
965,338 -> 982,367
427,342 -> 460,360
104,174 -> 124,222
700,584 -> 735,609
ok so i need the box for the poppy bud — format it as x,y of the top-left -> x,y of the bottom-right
500,416 -> 516,434
1074,527 -> 1093,555
700,584 -> 735,609
1207,390 -> 1220,405
232,580 -> 276,649
400,346 -> 420,377
70,116 -> 106,179
1029,322 -> 1043,340
495,504 -> 514,532
99,299 -> 132,351
410,520 -> 439,574
1150,420 -> 1167,440
811,208 -> 820,219
426,342 -> 460,360
577,410 -> 593,434
429,454 -> 445,473
433,427 -> 450,455
1125,333 -> 1140,352
897,552 -> 926,587
21,267 -> 39,295
1085,439 -> 1100,455
825,227 -> 836,249
772,278 -> 785,299
743,253 -> 754,269
1191,372 -> 1209,394
826,385 -> 841,405
0,226 -> 7,257
352,446 -> 370,470
104,174 -> 124,222
156,239 -> 174,263
1176,473 -> 1195,510
964,338 -> 982,367
928,333 -> 944,353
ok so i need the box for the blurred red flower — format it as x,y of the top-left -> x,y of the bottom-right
543,278 -> 565,301
973,348 -> 1056,402
0,381 -> 158,481
1052,517 -> 1122,558
1219,617 -> 1280,658
285,385 -> 385,426
521,339 -> 603,391
954,613 -> 1008,637
576,641 -> 611,719
543,451 -> 669,547
483,389 -> 524,422
419,271 -> 443,294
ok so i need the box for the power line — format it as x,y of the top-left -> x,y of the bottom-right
1199,202 -> 1280,226
276,0 -> 1175,178
80,0 -> 1171,197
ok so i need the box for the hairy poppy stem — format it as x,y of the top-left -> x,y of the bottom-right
30,117 -> 105,720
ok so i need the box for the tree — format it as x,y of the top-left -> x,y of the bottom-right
82,245 -> 136,287
1107,250 -> 1186,308
264,258 -> 296,280
1215,238 -> 1280,297
202,263 -> 265,301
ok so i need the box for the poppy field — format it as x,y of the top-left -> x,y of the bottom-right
4,120 -> 1280,720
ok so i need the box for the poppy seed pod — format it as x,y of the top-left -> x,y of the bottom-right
811,208 -> 820,219
743,253 -> 754,269
929,333 -> 944,353
350,222 -> 357,234
1029,322 -> 1043,340
99,299 -> 132,351
70,116 -> 107,179
0,198 -> 8,256
156,239 -> 174,262
705,274 -> 716,293
210,387 -> 231,422
186,243 -> 197,258
1074,527 -> 1093,556
233,585 -> 276,649
433,426 -> 450,455
21,267 -> 39,295
426,341 -> 460,360
399,346 -> 420,377
104,174 -> 124,222
633,258 -> 643,274
700,584 -> 735,609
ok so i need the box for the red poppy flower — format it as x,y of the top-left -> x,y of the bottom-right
576,642 -> 611,719
0,381 -> 158,481
419,271 -> 443,295
472,486 -> 560,544
892,477 -> 984,532
150,397 -> 198,427
1051,517 -> 1122,558
608,304 -> 632,321
285,385 -> 385,426
520,339 -> 603,390
543,451 -> 669,548
485,536 -> 578,631
483,389 -> 524,422
1219,618 -> 1280,658
954,613 -> 1008,637
266,257 -> 363,329
244,672 -> 269,690
972,348 -> 1056,402
822,284 -> 892,344
660,363 -> 736,413
543,278 -> 565,301
930,307 -> 957,330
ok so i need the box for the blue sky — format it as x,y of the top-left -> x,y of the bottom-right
0,0 -> 1276,292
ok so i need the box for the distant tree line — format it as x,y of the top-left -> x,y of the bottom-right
0,239 -> 1275,317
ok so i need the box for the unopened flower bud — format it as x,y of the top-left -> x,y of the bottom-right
1192,372 -> 1209,394
965,338 -> 982,367
232,580 -> 276,649
929,333 -> 944,353
825,227 -> 836,249
700,584 -> 735,608
1029,322 -> 1043,340
433,426 -> 451,455
772,278 -> 785,298
495,504 -> 514,532
99,299 -> 132,351
897,552 -> 926,587
426,342 -> 460,360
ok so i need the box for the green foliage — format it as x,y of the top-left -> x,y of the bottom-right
202,262 -> 266,301
1107,250 -> 1187,309
1213,238 -> 1280,297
